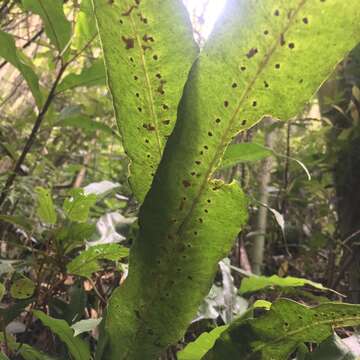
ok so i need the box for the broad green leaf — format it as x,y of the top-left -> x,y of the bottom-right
73,0 -> 97,50
57,60 -> 106,93
10,278 -> 35,299
35,187 -> 57,225
93,0 -> 198,201
33,310 -> 90,360
56,222 -> 96,252
71,318 -> 102,337
67,244 -> 129,278
177,326 -> 228,360
240,275 -> 330,295
0,332 -> 56,360
0,283 -> 5,302
22,0 -> 71,53
219,143 -> 272,170
18,345 -> 58,360
58,115 -> 117,138
98,0 -> 360,359
305,334 -> 357,360
0,215 -> 32,232
63,189 -> 97,223
0,30 -> 43,108
204,299 -> 360,359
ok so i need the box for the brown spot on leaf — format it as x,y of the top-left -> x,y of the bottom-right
122,36 -> 134,49
280,33 -> 286,46
143,34 -> 154,42
122,5 -> 136,16
246,47 -> 258,58
142,45 -> 151,52
143,123 -> 156,131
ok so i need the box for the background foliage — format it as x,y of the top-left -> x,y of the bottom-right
0,0 -> 360,359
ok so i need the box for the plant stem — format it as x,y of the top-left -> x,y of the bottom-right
0,65 -> 66,209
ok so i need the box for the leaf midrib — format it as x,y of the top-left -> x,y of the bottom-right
129,5 -> 163,158
125,0 -> 309,353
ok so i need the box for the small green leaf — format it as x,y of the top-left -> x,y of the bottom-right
33,310 -> 91,360
0,332 -> 56,359
178,326 -> 228,360
305,334 -> 357,360
57,59 -> 106,93
71,318 -> 102,337
73,0 -> 97,50
204,299 -> 360,360
10,278 -> 35,299
0,215 -> 32,232
0,282 -> 5,302
36,187 -> 57,225
67,244 -> 129,278
63,189 -> 97,223
22,0 -> 72,53
56,222 -> 96,252
253,299 -> 272,310
0,30 -> 43,108
240,275 -> 330,295
58,116 -> 117,138
218,143 -> 272,170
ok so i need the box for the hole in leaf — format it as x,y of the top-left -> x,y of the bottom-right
232,83 -> 237,88
208,131 -> 213,136
275,63 -> 280,69
288,42 -> 295,49
274,9 -> 280,16
303,17 -> 309,24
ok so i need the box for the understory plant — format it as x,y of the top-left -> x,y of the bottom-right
1,0 -> 360,359
93,0 -> 360,359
